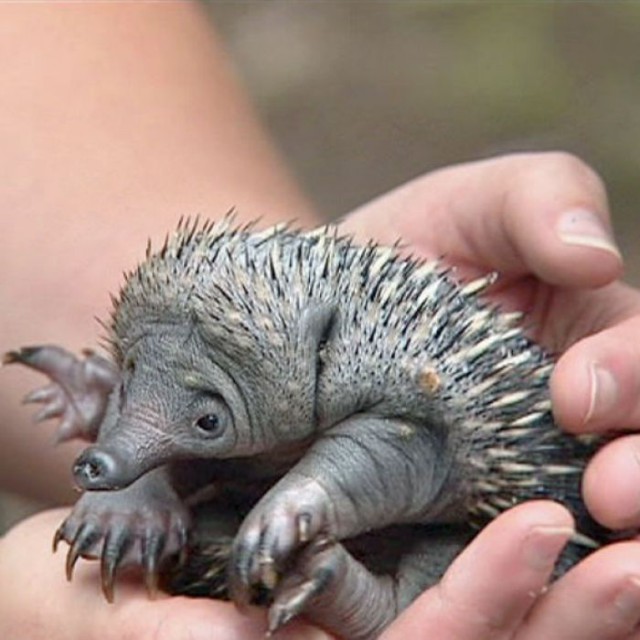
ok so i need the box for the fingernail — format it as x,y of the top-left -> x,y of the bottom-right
585,362 -> 618,425
613,576 -> 640,628
523,525 -> 573,571
557,208 -> 622,259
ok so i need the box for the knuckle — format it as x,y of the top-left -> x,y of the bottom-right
535,150 -> 589,176
533,151 -> 608,201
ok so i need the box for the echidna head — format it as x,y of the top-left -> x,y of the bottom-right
73,324 -> 254,490
75,221 -> 338,491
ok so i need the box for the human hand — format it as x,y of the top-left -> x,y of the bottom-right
341,151 -> 640,531
0,509 -> 333,640
381,501 -> 640,640
341,151 -> 640,638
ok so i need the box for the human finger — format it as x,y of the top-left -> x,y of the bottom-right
0,509 -> 331,640
580,435 -> 640,531
380,501 -> 573,640
552,314 -> 640,433
341,151 -> 622,287
518,541 -> 640,640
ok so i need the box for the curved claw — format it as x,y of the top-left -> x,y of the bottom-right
268,577 -> 330,635
228,539 -> 255,610
3,347 -> 37,365
100,530 -> 131,603
142,531 -> 166,598
268,539 -> 337,634
23,384 -> 59,405
297,512 -> 312,543
34,398 -> 65,423
144,564 -> 160,598
101,563 -> 116,603
66,540 -> 82,581
177,520 -> 189,549
268,586 -> 315,635
52,524 -> 64,553
64,521 -> 100,580
177,524 -> 190,567
259,556 -> 278,591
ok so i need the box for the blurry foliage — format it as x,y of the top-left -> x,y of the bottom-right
212,2 -> 640,281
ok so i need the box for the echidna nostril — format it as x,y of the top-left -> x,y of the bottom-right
72,448 -> 122,490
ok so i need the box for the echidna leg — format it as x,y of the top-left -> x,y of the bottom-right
55,465 -> 191,602
270,527 -> 472,640
4,345 -> 118,443
230,415 -> 455,606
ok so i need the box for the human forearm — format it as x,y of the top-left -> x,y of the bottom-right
0,1 -> 316,502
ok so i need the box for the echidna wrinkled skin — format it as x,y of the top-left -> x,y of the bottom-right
8,217 -> 625,639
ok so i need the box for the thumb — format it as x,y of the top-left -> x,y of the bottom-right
341,152 -> 622,288
380,502 -> 573,640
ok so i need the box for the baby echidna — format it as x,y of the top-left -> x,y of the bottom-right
7,217 -> 627,640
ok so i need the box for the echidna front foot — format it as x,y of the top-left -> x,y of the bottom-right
4,345 -> 118,443
228,478 -> 329,607
56,467 -> 190,602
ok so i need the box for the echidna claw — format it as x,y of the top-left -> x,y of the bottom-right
176,521 -> 189,566
268,585 -> 315,635
52,525 -> 64,553
228,549 -> 253,611
66,543 -> 81,581
144,567 -> 160,599
23,385 -> 57,405
142,532 -> 164,598
101,559 -> 116,604
34,402 -> 64,423
297,512 -> 312,543
2,351 -> 18,366
2,347 -> 39,366
259,556 -> 278,590
268,605 -> 294,636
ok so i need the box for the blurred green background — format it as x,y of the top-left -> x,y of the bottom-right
2,0 -> 639,529
212,1 -> 640,272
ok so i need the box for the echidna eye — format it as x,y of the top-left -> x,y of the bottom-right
195,413 -> 221,434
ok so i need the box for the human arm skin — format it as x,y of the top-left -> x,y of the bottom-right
0,1 -> 316,504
